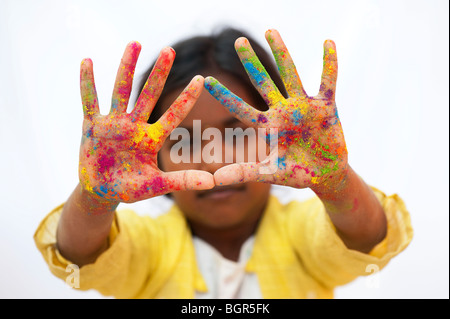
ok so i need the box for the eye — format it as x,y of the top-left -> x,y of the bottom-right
174,137 -> 192,148
229,120 -> 248,130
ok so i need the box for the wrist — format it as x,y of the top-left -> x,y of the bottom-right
76,184 -> 119,215
310,163 -> 351,200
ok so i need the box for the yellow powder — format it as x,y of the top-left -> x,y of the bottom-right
267,91 -> 284,106
133,124 -> 146,144
148,122 -> 165,143
81,167 -> 93,192
123,162 -> 131,171
133,122 -> 165,145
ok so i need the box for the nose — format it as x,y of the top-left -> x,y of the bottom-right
196,126 -> 267,174
197,131 -> 232,174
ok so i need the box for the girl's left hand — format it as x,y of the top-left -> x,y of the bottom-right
205,29 -> 348,193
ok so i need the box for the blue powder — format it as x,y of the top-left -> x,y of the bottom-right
86,127 -> 93,138
205,80 -> 244,115
277,155 -> 286,170
244,62 -> 265,85
292,109 -> 303,126
111,98 -> 119,111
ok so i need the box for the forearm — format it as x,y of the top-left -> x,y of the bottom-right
311,166 -> 387,253
56,183 -> 119,267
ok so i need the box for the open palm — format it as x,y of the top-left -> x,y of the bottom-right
79,42 -> 213,203
205,29 -> 348,191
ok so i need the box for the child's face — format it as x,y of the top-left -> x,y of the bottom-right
158,72 -> 271,231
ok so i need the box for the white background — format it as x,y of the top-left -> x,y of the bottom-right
0,0 -> 448,299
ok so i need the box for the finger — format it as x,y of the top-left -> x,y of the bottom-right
214,145 -> 283,185
110,41 -> 142,114
205,76 -> 268,127
80,58 -> 99,119
156,75 -> 204,141
213,161 -> 278,186
265,29 -> 306,98
235,37 -> 284,107
131,47 -> 175,122
162,170 -> 215,192
319,40 -> 338,100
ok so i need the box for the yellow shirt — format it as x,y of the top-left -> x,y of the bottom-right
33,188 -> 413,299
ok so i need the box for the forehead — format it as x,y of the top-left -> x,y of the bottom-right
170,73 -> 260,129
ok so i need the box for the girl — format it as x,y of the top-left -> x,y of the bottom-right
34,28 -> 413,298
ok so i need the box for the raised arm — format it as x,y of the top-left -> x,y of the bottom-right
57,42 -> 214,266
205,29 -> 386,253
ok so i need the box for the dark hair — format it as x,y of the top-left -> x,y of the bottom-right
136,27 -> 288,125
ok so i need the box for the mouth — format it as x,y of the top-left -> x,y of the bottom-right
196,184 -> 246,200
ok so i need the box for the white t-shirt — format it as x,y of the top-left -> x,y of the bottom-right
193,236 -> 262,299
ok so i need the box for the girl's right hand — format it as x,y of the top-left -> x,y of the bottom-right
79,42 -> 214,203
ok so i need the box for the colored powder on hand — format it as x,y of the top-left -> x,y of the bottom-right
244,62 -> 265,85
133,122 -> 165,145
257,113 -> 268,123
324,89 -> 333,99
111,98 -> 120,111
136,175 -> 168,197
80,167 -> 93,193
236,46 -> 249,53
268,91 -> 283,105
148,122 -> 165,143
150,175 -> 167,193
205,79 -> 244,115
277,155 -> 287,170
97,148 -> 116,173
292,109 -> 303,126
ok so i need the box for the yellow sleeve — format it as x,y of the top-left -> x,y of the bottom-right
287,187 -> 413,289
33,204 -> 164,298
